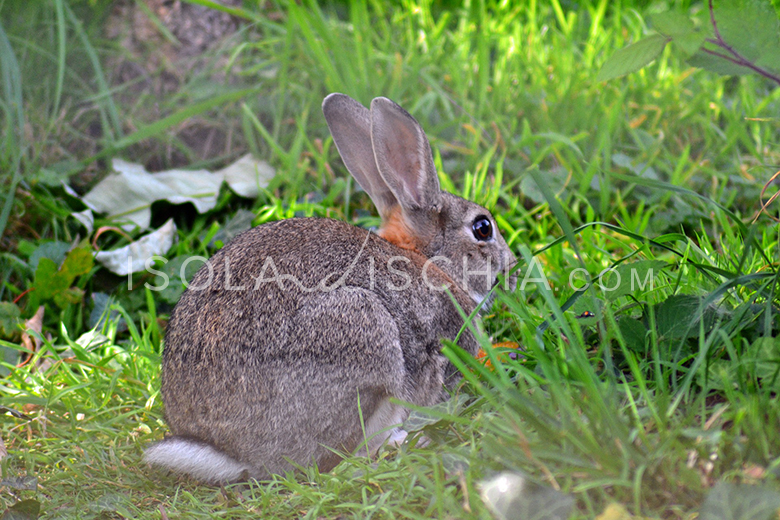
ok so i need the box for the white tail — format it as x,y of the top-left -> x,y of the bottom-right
144,437 -> 250,484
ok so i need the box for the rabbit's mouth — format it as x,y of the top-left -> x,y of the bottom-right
470,267 -> 517,309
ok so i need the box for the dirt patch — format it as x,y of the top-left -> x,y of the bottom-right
102,0 -> 249,170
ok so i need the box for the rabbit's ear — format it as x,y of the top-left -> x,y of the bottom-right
322,93 -> 399,218
369,97 -> 442,213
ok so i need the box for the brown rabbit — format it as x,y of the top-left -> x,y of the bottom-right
144,94 -> 517,483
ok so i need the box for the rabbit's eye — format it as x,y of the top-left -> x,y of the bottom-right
472,216 -> 493,241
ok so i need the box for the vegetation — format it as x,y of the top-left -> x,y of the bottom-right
0,0 -> 779,518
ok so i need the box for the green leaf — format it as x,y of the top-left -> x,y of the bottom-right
441,452 -> 470,475
569,292 -> 603,326
208,209 -> 256,247
652,294 -> 709,342
650,10 -> 695,37
60,247 -> 93,280
53,287 -> 84,309
149,255 -> 203,305
31,258 -> 68,309
650,10 -> 705,56
699,482 -> 780,520
617,318 -> 648,353
750,336 -> 780,384
687,50 -> 755,76
715,0 -> 780,70
36,160 -> 81,187
689,0 -> 780,76
1,498 -> 40,520
28,241 -> 70,272
29,248 -> 93,310
0,302 -> 21,338
597,34 -> 670,81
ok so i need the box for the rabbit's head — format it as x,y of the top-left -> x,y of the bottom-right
323,94 -> 516,304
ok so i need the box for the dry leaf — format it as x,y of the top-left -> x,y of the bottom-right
20,306 -> 44,355
78,155 -> 274,230
94,219 -> 177,275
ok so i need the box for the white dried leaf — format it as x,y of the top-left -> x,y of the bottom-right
216,153 -> 275,198
79,156 -> 274,231
94,219 -> 177,276
72,209 -> 95,234
82,160 -> 219,230
479,471 -> 573,520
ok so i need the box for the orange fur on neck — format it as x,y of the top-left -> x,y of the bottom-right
378,208 -> 420,252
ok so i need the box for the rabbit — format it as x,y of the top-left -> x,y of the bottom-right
143,93 -> 517,484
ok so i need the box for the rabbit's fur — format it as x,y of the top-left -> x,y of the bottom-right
144,94 -> 517,484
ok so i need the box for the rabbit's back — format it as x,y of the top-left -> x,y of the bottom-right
161,217 -> 477,478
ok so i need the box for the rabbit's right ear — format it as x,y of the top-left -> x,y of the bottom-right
369,97 -> 442,214
322,93 -> 398,218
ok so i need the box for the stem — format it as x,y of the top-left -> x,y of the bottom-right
706,0 -> 780,86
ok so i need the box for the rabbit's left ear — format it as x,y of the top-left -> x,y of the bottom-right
323,93 -> 399,219
369,97 -> 442,214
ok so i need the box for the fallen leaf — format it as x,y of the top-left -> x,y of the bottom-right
20,307 -> 44,354
79,155 -> 274,230
94,219 -> 177,275
216,153 -> 275,198
479,471 -> 573,520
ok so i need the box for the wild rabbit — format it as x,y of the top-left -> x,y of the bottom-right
144,93 -> 517,483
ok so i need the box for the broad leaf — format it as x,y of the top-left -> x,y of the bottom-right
28,241 -> 70,272
60,247 -> 93,280
687,50 -> 756,76
650,10 -> 705,56
208,209 -> 256,248
0,302 -> 21,338
29,247 -> 94,310
699,482 -> 780,520
749,336 -> 780,385
1,498 -> 40,520
597,34 -> 670,81
652,294 -> 698,341
689,0 -> 780,75
617,317 -> 648,353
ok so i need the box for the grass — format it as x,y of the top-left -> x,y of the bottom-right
1,0 -> 779,518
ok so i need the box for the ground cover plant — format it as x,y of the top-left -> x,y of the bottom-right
0,0 -> 779,518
